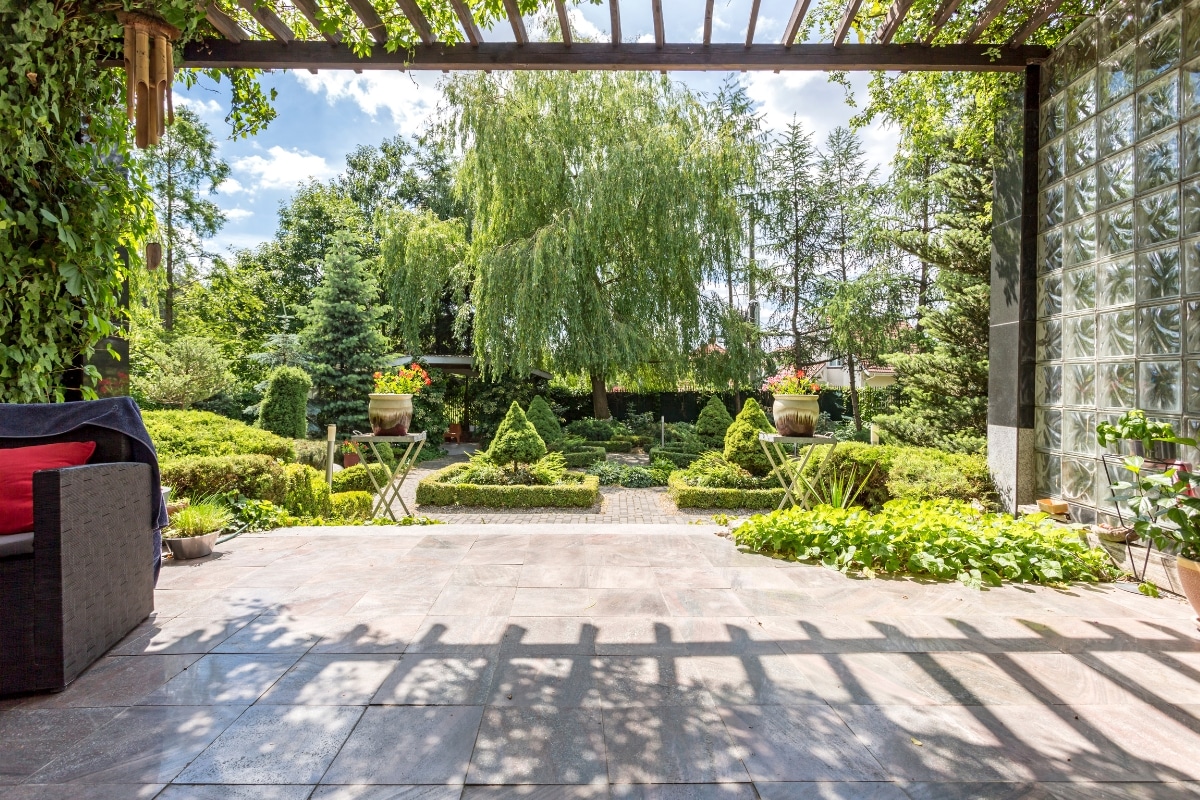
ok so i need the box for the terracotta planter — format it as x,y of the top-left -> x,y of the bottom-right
773,394 -> 820,437
164,532 -> 218,560
343,451 -> 361,467
1176,556 -> 1200,621
369,393 -> 413,436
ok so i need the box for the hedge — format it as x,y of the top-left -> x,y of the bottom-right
668,472 -> 784,510
333,463 -> 390,494
584,439 -> 633,453
417,464 -> 601,508
144,410 -> 295,461
562,446 -> 607,468
283,463 -> 332,518
161,454 -> 286,504
648,447 -> 705,468
331,491 -> 373,522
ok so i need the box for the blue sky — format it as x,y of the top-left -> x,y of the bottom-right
176,0 -> 900,257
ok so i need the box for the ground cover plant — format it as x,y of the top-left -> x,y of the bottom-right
734,499 -> 1119,588
587,459 -> 675,488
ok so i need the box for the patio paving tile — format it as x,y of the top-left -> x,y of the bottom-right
175,704 -> 363,784
322,706 -> 484,785
518,565 -> 588,588
587,589 -> 671,617
157,784 -> 316,799
459,787 -> 606,799
309,616 -> 425,654
511,588 -> 593,616
601,705 -> 750,784
895,784 -> 1055,800
465,707 -> 607,785
0,709 -> 120,784
689,653 -> 825,705
310,787 -> 464,799
661,588 -> 754,617
430,585 -> 517,616
592,656 -> 715,707
211,614 -> 329,654
609,785 -> 760,799
371,655 -> 496,705
407,616 -> 508,654
109,617 -> 251,656
718,705 -> 888,782
499,617 -> 598,655
450,565 -> 523,587
257,655 -> 399,705
486,656 -> 600,708
15,654 -> 201,709
585,567 -> 660,589
591,618 -> 691,656
0,785 -> 165,799
137,653 -> 300,705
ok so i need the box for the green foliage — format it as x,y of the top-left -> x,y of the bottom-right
648,447 -> 704,468
1096,410 -> 1176,452
669,471 -> 784,510
282,463 -> 332,518
165,500 -> 233,538
417,464 -> 600,508
412,367 -> 450,447
562,446 -> 607,468
449,451 -> 568,487
584,440 -> 634,453
293,439 -> 329,471
258,367 -> 312,439
1109,454 -> 1200,562
800,443 -> 895,510
680,452 -> 775,491
526,396 -> 563,446
695,396 -> 734,443
733,499 -> 1118,588
161,454 -> 286,504
229,497 -> 296,532
566,418 -> 616,441
586,461 -> 627,486
487,402 -> 548,468
723,398 -> 775,476
332,463 -> 390,494
620,467 -> 657,488
331,491 -> 373,523
648,459 -> 676,486
144,410 -> 295,461
302,232 -> 389,433
378,206 -> 469,349
135,336 -> 233,409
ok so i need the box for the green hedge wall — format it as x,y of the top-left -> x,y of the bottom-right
584,439 -> 633,453
161,454 -> 287,504
283,463 -> 332,517
333,463 -> 390,494
331,491 -> 373,522
563,446 -> 607,468
417,464 -> 600,508
648,447 -> 705,468
144,410 -> 295,461
668,472 -> 784,510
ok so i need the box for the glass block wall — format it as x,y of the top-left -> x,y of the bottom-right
1035,0 -> 1200,523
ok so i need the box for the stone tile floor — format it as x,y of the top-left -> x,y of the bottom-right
3,524 -> 1200,799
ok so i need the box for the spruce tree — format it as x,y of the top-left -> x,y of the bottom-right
258,366 -> 311,439
723,398 -> 775,476
301,232 -> 389,434
695,396 -> 734,445
525,395 -> 563,446
488,401 -> 547,469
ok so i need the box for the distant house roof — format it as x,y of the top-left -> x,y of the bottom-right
390,354 -> 551,380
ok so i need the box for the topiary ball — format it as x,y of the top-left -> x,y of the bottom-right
723,398 -> 775,476
525,395 -> 563,446
488,401 -> 548,468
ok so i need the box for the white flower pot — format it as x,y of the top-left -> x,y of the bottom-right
369,393 -> 414,436
773,394 -> 820,437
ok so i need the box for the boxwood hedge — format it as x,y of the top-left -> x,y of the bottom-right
417,464 -> 601,508
161,454 -> 287,504
668,472 -> 784,510
144,410 -> 295,461
648,446 -> 705,468
562,446 -> 607,468
584,439 -> 634,453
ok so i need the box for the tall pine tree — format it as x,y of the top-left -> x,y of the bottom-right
302,232 -> 389,434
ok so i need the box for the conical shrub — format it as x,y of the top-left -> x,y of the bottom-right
695,395 -> 733,444
526,395 -> 563,446
488,401 -> 548,468
723,398 -> 775,476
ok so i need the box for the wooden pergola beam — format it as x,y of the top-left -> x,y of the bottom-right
833,0 -> 865,45
345,0 -> 388,44
292,0 -> 341,42
176,39 -> 1048,71
652,0 -> 665,48
703,0 -> 715,44
924,0 -> 964,42
964,0 -> 1012,43
746,0 -> 762,46
874,0 -> 915,44
449,0 -> 483,45
204,2 -> 248,41
237,0 -> 294,41
396,0 -> 434,44
555,0 -> 572,45
610,0 -> 621,46
1007,0 -> 1065,45
503,0 -> 528,44
782,0 -> 812,46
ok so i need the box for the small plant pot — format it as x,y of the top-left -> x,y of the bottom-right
343,451 -> 361,468
369,393 -> 413,436
1176,556 -> 1200,621
164,532 -> 219,560
773,395 -> 820,437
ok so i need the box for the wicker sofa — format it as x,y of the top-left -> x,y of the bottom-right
0,427 -> 156,696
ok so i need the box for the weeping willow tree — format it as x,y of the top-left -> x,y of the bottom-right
440,71 -> 752,418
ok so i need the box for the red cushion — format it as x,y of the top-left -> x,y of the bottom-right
0,442 -> 97,536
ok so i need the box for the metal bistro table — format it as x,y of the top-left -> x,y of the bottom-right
346,432 -> 426,521
759,432 -> 838,511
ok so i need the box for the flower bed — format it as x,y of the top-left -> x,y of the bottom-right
417,463 -> 601,508
668,471 -> 784,510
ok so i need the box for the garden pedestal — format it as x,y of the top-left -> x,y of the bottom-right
759,432 -> 837,511
346,432 -> 426,521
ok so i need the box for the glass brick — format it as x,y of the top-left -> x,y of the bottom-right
1040,228 -> 1064,273
1065,362 -> 1096,405
1098,151 -> 1135,207
1187,298 -> 1200,350
1186,1 -> 1200,60
1187,359 -> 1200,411
1098,254 -> 1136,305
1144,0 -> 1183,34
1184,118 -> 1200,179
1099,203 -> 1135,256
1099,98 -> 1135,156
1067,72 -> 1098,127
1140,359 -> 1184,412
1136,128 -> 1180,192
1184,58 -> 1200,118
1183,179 -> 1200,236
1042,183 -> 1066,228
1064,19 -> 1099,85
1035,407 -> 1063,451
1185,237 -> 1200,293
1042,94 -> 1066,144
1037,318 -> 1063,361
1038,364 -> 1064,405
1039,273 -> 1064,317
1067,169 -> 1098,221
1138,243 -> 1183,300
1136,187 -> 1180,245
1103,6 -> 1137,55
1137,73 -> 1181,138
1101,43 -> 1137,106
1139,17 -> 1182,85
1064,410 -> 1096,455
1065,265 -> 1098,310
1138,301 -> 1184,353
1036,451 -> 1062,497
1098,360 -> 1137,407
1041,139 -> 1066,186
1062,457 -> 1096,503
1067,120 -> 1099,173
1098,308 -> 1137,355
1065,217 -> 1097,266
1064,313 -> 1097,359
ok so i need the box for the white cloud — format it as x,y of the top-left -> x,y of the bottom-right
223,207 -> 254,221
637,32 -> 656,43
293,70 -> 444,137
211,177 -> 245,196
568,8 -> 603,41
233,145 -> 337,190
176,96 -> 222,116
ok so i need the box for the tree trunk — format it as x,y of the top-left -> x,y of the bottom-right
590,370 -> 610,419
846,352 -> 862,431
164,245 -> 175,332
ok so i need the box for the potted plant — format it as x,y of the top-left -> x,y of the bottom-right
369,364 -> 431,436
163,499 -> 233,560
341,439 -> 361,467
762,366 -> 823,436
1097,409 -> 1178,461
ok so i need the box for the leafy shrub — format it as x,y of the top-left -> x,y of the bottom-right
258,366 -> 311,439
293,439 -> 329,471
282,463 -> 332,518
680,452 -> 773,490
417,464 -> 600,508
801,443 -> 896,510
668,472 -> 784,510
488,402 -> 548,467
331,491 -> 373,522
587,461 -> 627,486
620,467 -> 656,488
229,497 -> 297,532
622,411 -> 658,438
526,395 -> 563,446
566,418 -> 616,441
165,500 -> 233,538
648,447 -> 704,468
563,446 -> 607,468
449,451 -> 568,486
145,410 -> 295,461
586,460 -> 669,487
161,454 -> 286,504
332,463 -> 390,494
695,396 -> 734,443
733,499 -> 1119,588
723,398 -> 774,476
648,459 -> 676,485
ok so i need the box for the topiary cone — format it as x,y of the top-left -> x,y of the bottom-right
526,395 -> 563,446
723,398 -> 775,477
488,401 -> 548,469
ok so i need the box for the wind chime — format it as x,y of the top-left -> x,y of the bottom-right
117,12 -> 180,149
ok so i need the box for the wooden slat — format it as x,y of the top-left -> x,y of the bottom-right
874,0 -> 915,43
833,0 -> 865,45
652,0 -> 665,48
395,0 -> 434,44
703,0 -> 715,44
292,0 -> 341,42
503,0 -> 527,44
746,0 -> 762,45
963,0 -> 1012,43
555,0 -> 572,45
205,3 -> 248,41
782,0 -> 811,46
923,0 -> 964,43
449,0 -> 483,45
610,0 -> 621,46
178,39 -> 1048,72
345,0 -> 388,44
237,0 -> 294,41
1006,0 -> 1066,46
